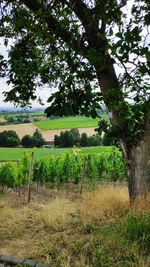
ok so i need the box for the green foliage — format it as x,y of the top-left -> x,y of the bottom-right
123,213 -> 150,254
21,129 -> 45,148
54,128 -> 80,148
32,148 -> 125,186
80,133 -> 88,147
0,148 -> 125,189
18,152 -> 30,184
88,134 -> 102,147
0,0 -> 149,151
54,135 -> 60,147
0,130 -> 20,147
32,129 -> 45,147
54,128 -> 102,148
0,162 -> 17,188
21,135 -> 33,148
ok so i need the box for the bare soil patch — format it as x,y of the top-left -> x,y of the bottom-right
0,118 -> 7,123
0,123 -> 37,139
42,127 -> 96,142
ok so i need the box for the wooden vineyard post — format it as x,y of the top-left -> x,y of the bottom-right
80,157 -> 86,195
17,160 -> 21,197
27,152 -> 34,203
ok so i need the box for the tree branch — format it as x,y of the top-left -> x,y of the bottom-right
21,0 -> 87,55
68,0 -> 91,30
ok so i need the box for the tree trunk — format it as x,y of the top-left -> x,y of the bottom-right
125,143 -> 150,202
125,113 -> 150,202
95,62 -> 150,202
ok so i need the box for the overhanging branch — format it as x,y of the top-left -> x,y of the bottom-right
21,0 -> 87,55
68,0 -> 91,30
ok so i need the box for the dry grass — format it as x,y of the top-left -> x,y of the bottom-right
81,184 -> 129,222
0,185 -> 150,266
0,192 -> 78,262
37,197 -> 78,230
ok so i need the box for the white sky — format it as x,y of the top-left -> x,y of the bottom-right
0,77 -> 52,107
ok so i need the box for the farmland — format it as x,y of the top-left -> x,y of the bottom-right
0,123 -> 37,139
34,115 -> 108,130
0,146 -> 112,160
0,112 -> 150,267
0,114 -> 108,142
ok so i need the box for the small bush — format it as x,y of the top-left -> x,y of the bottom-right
21,129 -> 45,147
0,130 -> 20,147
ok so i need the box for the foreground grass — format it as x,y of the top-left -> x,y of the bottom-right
0,146 -> 112,160
0,185 -> 150,266
34,115 -> 108,130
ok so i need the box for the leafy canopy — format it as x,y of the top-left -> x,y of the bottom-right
0,0 -> 149,142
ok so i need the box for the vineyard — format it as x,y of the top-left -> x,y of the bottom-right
0,147 -> 125,193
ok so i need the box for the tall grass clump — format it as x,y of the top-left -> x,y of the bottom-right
123,212 -> 150,254
80,185 -> 129,223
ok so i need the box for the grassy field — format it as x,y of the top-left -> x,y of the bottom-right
0,185 -> 150,266
34,115 -> 108,130
0,146 -> 112,161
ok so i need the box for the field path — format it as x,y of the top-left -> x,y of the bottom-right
0,123 -> 96,142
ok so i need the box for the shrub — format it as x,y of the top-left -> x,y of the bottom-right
32,129 -> 45,147
0,162 -> 17,188
88,134 -> 102,146
0,130 -> 20,147
102,130 -> 117,146
54,134 -> 60,147
80,133 -> 88,147
21,135 -> 33,147
54,129 -> 80,148
21,130 -> 45,148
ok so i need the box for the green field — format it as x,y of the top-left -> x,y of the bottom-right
0,146 -> 112,161
34,115 -> 108,130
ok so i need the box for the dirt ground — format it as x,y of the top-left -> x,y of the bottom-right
0,118 -> 7,123
42,127 -> 96,142
0,123 -> 96,142
0,123 -> 37,138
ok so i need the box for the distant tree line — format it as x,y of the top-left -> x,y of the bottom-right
54,128 -> 115,148
0,127 -> 115,148
0,129 -> 45,147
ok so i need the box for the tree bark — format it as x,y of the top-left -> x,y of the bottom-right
125,112 -> 150,202
95,62 -> 150,202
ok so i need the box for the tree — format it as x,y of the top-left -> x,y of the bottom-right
54,134 -> 60,147
0,130 -> 20,147
32,129 -> 45,147
70,128 -> 80,145
0,1 -> 149,201
54,129 -> 79,147
21,130 -> 45,147
21,134 -> 33,148
88,134 -> 102,146
59,130 -> 75,147
102,131 -> 116,146
80,133 -> 88,147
